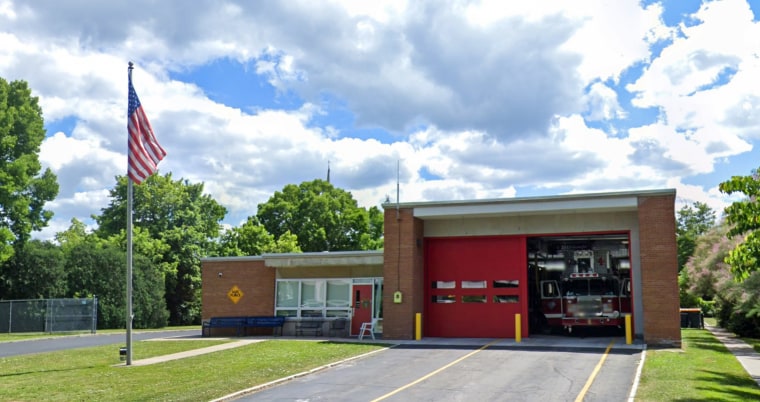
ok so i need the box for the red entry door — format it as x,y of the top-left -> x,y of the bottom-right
351,284 -> 373,336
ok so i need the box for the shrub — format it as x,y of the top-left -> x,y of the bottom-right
714,271 -> 760,338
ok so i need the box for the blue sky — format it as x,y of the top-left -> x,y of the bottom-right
1,0 -> 759,239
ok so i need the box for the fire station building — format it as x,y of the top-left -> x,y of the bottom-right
201,188 -> 680,346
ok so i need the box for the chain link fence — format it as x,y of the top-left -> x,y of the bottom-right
0,298 -> 98,334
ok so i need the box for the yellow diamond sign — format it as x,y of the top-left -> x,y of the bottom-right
227,285 -> 244,304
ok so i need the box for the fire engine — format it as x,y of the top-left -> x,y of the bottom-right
538,249 -> 631,333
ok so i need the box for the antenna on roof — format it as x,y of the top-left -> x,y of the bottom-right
396,160 -> 400,220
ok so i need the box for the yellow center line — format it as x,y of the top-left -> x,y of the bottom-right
575,340 -> 615,402
371,339 -> 501,402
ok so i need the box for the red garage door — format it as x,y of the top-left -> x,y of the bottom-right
425,236 -> 527,338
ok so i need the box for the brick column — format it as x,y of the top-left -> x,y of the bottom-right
638,194 -> 681,347
382,207 -> 425,339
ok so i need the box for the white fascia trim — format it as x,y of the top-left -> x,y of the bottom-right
263,250 -> 384,268
413,196 -> 639,219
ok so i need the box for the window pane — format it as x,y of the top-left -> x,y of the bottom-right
326,280 -> 350,307
326,310 -> 351,318
590,278 -> 618,296
462,280 -> 486,289
462,295 -> 487,303
564,280 -> 589,296
276,310 -> 297,317
301,309 -> 323,318
374,279 -> 384,319
276,281 -> 299,308
432,295 -> 456,303
494,295 -> 519,303
542,282 -> 558,298
432,281 -> 455,289
301,280 -> 325,308
493,280 -> 519,288
621,279 -> 631,296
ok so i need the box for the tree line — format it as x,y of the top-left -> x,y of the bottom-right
0,78 -> 383,329
678,169 -> 760,337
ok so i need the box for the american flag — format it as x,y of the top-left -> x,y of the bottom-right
127,77 -> 166,184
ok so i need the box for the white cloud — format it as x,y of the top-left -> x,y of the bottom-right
465,0 -> 672,83
629,0 -> 758,108
584,82 -> 627,122
0,0 -> 757,241
624,0 -> 759,193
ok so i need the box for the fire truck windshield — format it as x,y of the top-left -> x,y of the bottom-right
563,277 -> 620,296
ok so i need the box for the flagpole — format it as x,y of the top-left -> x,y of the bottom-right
125,61 -> 166,366
126,61 -> 135,366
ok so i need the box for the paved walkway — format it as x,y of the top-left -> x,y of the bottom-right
120,338 -> 264,367
706,325 -> 760,387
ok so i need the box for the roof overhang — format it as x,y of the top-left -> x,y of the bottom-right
263,250 -> 383,268
384,189 -> 675,220
202,250 -> 384,268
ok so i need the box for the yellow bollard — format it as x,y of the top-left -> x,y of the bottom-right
515,313 -> 521,343
415,313 -> 422,340
625,314 -> 632,345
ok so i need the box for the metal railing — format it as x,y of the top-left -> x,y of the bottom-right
0,298 -> 97,334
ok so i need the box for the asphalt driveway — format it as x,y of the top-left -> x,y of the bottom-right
230,336 -> 644,402
1,331 -> 643,401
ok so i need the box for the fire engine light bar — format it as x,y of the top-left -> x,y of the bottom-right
570,273 -> 600,278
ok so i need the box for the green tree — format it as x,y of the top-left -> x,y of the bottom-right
257,179 -> 383,252
271,231 -> 300,253
55,218 -> 89,254
63,232 -> 168,329
676,202 -> 716,271
65,240 -> 126,328
216,216 -> 301,256
104,226 -> 172,328
0,239 -> 66,299
715,271 -> 760,337
360,206 -> 384,250
95,173 -> 226,325
719,168 -> 760,280
0,78 -> 59,263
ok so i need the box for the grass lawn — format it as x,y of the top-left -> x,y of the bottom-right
635,328 -> 760,401
0,338 -> 385,401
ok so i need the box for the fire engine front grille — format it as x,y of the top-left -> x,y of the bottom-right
567,297 -> 602,317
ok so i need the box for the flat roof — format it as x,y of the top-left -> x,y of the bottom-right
201,250 -> 384,268
383,188 -> 675,219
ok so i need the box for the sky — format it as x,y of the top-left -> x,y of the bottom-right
1,0 -> 759,240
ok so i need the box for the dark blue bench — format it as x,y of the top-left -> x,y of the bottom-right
202,316 -> 247,337
202,316 -> 285,337
246,316 -> 285,336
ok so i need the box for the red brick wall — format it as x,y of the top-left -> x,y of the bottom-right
201,259 -> 276,336
638,194 -> 681,347
382,207 -> 425,339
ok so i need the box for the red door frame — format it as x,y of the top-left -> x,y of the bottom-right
351,284 -> 373,336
